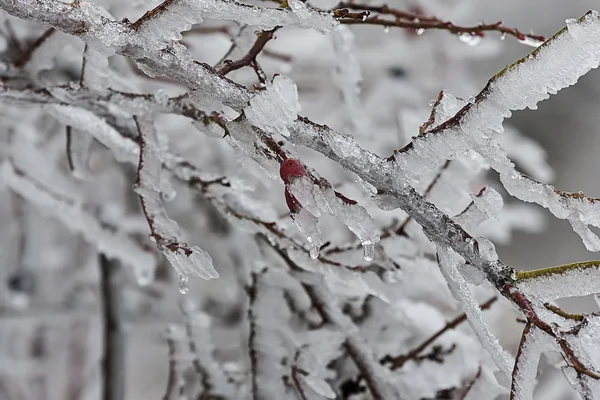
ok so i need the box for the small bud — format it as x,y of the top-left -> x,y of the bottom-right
280,158 -> 308,184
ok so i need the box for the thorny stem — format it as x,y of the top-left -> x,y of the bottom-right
333,3 -> 546,43
381,296 -> 497,370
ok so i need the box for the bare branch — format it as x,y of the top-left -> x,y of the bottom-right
381,296 -> 498,370
334,3 -> 545,44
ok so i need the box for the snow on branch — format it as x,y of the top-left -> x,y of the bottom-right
133,116 -> 218,291
131,0 -> 338,40
389,11 -> 600,251
514,261 -> 600,303
0,160 -> 156,284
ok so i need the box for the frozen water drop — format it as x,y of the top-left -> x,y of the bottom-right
416,28 -> 425,35
458,32 -> 482,46
500,32 -> 507,40
309,243 -> 320,259
518,35 -> 544,48
362,241 -> 374,262
362,11 -> 370,21
178,273 -> 189,294
384,26 -> 390,33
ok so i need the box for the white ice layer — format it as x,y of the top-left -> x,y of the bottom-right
331,25 -> 370,137
244,75 -> 301,138
510,327 -> 546,400
391,12 -> 600,251
135,0 -> 337,41
1,161 -> 156,283
515,262 -> 600,303
287,176 -> 380,260
436,245 -> 514,385
134,117 -> 218,284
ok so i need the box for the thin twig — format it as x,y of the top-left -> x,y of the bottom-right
381,296 -> 497,370
99,255 -> 125,400
334,3 -> 545,43
217,28 -> 279,76
14,28 -> 55,68
163,334 -> 180,400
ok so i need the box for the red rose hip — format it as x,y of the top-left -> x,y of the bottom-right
280,158 -> 308,184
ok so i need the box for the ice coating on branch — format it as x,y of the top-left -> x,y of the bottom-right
179,303 -> 236,397
134,117 -> 218,283
454,186 -> 503,233
331,25 -> 370,137
46,104 -> 138,163
389,12 -> 600,250
294,328 -> 345,398
81,43 -> 112,91
226,119 -> 280,179
134,0 -> 337,37
1,161 -> 156,284
244,75 -> 301,137
248,269 -> 295,399
287,176 -> 380,260
291,208 -> 324,259
436,246 -> 514,385
498,127 -> 554,182
510,327 -> 546,400
515,261 -> 600,303
134,0 -> 204,44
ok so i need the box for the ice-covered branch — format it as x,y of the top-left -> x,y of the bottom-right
381,296 -> 497,370
0,160 -> 156,283
133,116 -> 218,291
131,0 -> 337,38
269,243 -> 399,400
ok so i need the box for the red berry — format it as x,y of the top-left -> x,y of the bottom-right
284,187 -> 302,213
280,158 -> 307,184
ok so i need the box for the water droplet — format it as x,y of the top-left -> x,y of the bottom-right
500,32 -> 507,40
565,18 -> 577,26
309,244 -> 320,259
415,28 -> 425,35
384,26 -> 390,33
458,32 -> 481,46
518,35 -> 543,48
362,241 -> 375,262
178,273 -> 189,294
362,11 -> 370,21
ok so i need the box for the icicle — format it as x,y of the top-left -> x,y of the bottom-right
134,117 -> 219,284
178,273 -> 190,294
331,25 -> 370,137
244,75 -> 301,138
362,240 -> 375,262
